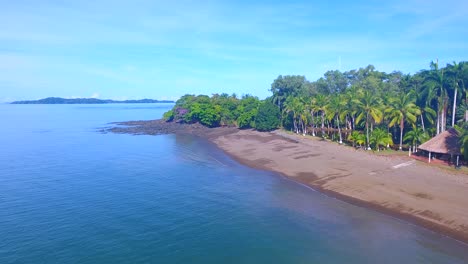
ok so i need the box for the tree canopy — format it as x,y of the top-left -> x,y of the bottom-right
163,61 -> 468,157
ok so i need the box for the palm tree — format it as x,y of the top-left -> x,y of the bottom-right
325,94 -> 346,143
424,60 -> 448,134
348,131 -> 365,148
403,127 -> 429,153
284,97 -> 310,135
307,99 -> 316,136
408,74 -> 431,132
283,96 -> 299,133
419,87 -> 437,133
460,126 -> 468,160
370,128 -> 393,151
298,97 -> 309,135
454,124 -> 468,160
386,92 -> 421,150
456,100 -> 468,124
356,90 -> 383,150
343,85 -> 362,130
446,62 -> 466,127
311,94 -> 328,137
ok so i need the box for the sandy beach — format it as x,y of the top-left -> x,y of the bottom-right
108,120 -> 468,244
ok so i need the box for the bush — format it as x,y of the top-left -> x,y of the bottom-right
255,101 -> 281,131
237,110 -> 257,129
185,103 -> 221,127
163,110 -> 174,121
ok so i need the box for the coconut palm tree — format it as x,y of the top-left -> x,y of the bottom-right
424,60 -> 448,134
284,96 -> 310,135
348,131 -> 365,148
403,127 -> 429,153
454,124 -> 468,160
408,74 -> 433,132
370,128 -> 393,151
325,94 -> 346,143
356,90 -> 383,149
311,94 -> 328,137
386,92 -> 421,150
297,97 -> 309,135
283,96 -> 299,133
418,86 -> 437,133
343,85 -> 362,130
446,61 -> 466,127
307,99 -> 316,136
456,100 -> 468,124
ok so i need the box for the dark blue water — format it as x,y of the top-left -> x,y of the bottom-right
0,104 -> 467,264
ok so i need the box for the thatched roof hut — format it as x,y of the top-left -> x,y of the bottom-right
419,128 -> 461,155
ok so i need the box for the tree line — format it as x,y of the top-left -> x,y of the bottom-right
163,60 -> 468,158
163,94 -> 280,131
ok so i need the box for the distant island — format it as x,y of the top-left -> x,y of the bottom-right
11,97 -> 174,104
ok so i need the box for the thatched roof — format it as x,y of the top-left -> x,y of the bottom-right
418,128 -> 461,155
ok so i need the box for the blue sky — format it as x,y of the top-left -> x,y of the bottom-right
1,0 -> 467,102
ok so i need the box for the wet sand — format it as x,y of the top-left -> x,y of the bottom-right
106,120 -> 468,244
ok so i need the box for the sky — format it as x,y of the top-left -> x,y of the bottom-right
1,0 -> 468,102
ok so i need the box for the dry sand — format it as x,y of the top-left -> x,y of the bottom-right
211,129 -> 468,244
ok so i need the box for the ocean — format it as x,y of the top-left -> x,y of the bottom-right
0,103 -> 467,264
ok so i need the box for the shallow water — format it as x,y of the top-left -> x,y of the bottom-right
0,104 -> 467,264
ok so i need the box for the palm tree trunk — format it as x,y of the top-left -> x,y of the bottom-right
304,123 -> 307,135
452,87 -> 457,127
310,111 -> 315,136
337,116 -> 342,144
436,108 -> 440,134
441,107 -> 445,132
399,119 -> 404,150
321,112 -> 325,137
366,113 -> 370,149
293,113 -> 298,133
420,114 -> 425,132
442,99 -> 447,132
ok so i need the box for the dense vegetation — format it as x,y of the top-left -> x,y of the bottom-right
11,97 -> 174,104
163,94 -> 271,129
164,60 -> 468,157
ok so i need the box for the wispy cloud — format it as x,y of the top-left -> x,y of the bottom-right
0,0 -> 467,100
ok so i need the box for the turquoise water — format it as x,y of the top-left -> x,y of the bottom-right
0,104 -> 467,264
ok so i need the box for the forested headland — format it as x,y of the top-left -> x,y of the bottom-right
164,61 -> 468,158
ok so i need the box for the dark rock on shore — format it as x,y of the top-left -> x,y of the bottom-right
102,119 -> 238,139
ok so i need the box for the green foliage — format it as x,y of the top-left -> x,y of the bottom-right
236,95 -> 260,128
163,110 -> 174,121
385,92 -> 421,149
370,128 -> 393,151
403,127 -> 429,147
455,124 -> 468,160
163,93 -> 259,128
348,131 -> 365,147
270,75 -> 314,111
255,101 -> 281,131
185,102 -> 221,127
237,111 -> 257,129
162,60 -> 468,164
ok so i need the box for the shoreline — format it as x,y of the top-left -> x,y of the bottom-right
215,135 -> 468,245
105,120 -> 468,244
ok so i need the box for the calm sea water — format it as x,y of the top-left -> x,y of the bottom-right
0,104 -> 467,264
